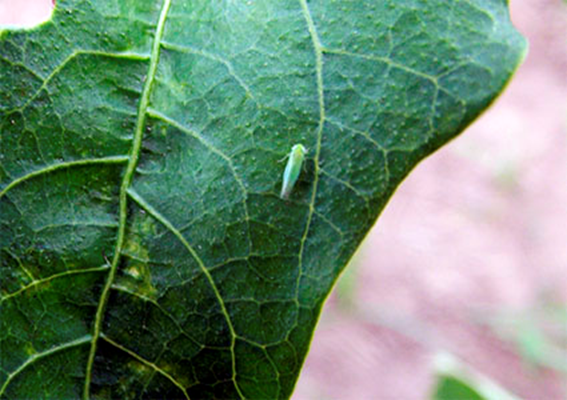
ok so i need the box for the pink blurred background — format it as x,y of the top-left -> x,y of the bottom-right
296,1 -> 567,398
2,0 -> 566,398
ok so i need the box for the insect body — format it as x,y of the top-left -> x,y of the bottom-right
280,144 -> 308,199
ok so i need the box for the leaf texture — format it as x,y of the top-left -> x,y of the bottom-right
0,0 -> 526,398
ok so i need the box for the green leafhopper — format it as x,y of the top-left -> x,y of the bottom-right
280,144 -> 307,199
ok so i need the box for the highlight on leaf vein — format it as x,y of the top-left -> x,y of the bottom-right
280,144 -> 308,199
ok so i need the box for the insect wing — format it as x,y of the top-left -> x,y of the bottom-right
280,145 -> 306,199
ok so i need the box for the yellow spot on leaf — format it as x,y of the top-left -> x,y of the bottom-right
24,342 -> 36,356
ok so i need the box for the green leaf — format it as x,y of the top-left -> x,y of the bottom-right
0,1 -> 526,398
431,353 -> 522,400
433,376 -> 487,400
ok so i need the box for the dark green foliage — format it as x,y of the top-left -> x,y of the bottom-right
0,0 -> 526,398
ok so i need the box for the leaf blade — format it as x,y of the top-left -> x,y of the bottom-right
0,0 -> 526,398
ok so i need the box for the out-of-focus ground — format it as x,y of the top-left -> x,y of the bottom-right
296,0 -> 567,399
2,0 -> 566,399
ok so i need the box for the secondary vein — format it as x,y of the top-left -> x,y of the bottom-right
0,336 -> 92,396
0,156 -> 128,199
126,188 -> 245,399
295,0 -> 325,301
0,265 -> 110,304
101,334 -> 190,400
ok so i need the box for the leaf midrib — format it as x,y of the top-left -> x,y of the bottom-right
82,0 -> 173,398
82,1 -> 330,397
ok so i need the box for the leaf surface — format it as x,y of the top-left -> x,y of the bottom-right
0,1 -> 526,398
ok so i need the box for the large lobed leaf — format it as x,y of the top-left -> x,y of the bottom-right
0,0 -> 526,399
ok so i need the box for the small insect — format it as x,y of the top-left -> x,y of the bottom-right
280,144 -> 308,199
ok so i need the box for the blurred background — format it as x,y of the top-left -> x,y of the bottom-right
295,1 -> 567,398
2,0 -> 566,399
